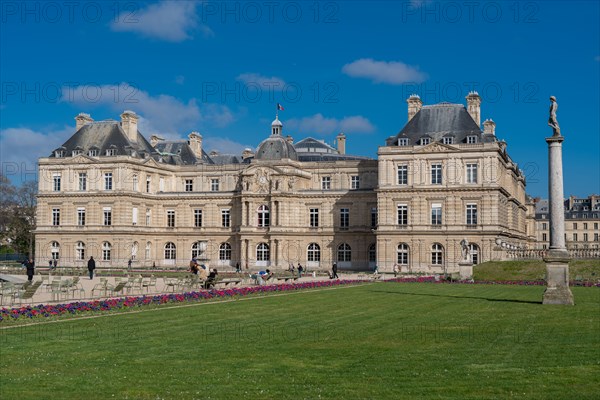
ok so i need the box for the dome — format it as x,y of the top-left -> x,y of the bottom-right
255,136 -> 298,161
271,117 -> 283,127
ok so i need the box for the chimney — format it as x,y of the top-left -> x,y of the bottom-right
120,110 -> 139,143
483,119 -> 496,135
336,133 -> 346,155
286,135 -> 294,144
242,148 -> 254,160
466,91 -> 481,127
188,132 -> 203,158
150,135 -> 163,147
407,94 -> 423,121
75,113 -> 93,131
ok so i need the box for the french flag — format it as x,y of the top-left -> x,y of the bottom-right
277,103 -> 285,111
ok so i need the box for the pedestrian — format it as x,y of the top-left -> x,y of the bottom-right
235,262 -> 241,273
48,259 -> 53,269
332,262 -> 339,279
52,258 -> 57,270
87,256 -> 96,279
127,258 -> 132,270
25,258 -> 35,282
297,263 -> 303,278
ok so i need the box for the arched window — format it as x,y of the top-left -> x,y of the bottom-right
257,205 -> 270,227
397,243 -> 409,265
368,244 -> 376,263
219,243 -> 232,261
307,243 -> 320,262
468,243 -> 480,265
191,241 -> 207,259
165,242 -> 176,260
431,243 -> 443,265
50,241 -> 60,260
337,243 -> 351,262
75,242 -> 85,261
145,242 -> 151,259
102,242 -> 111,261
131,241 -> 138,260
256,243 -> 270,261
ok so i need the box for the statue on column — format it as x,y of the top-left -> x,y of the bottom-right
460,238 -> 470,262
548,96 -> 561,136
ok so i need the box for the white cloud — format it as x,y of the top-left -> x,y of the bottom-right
286,113 -> 375,135
0,126 -> 73,182
110,1 -> 212,42
342,58 -> 427,84
61,83 -> 235,135
236,73 -> 286,89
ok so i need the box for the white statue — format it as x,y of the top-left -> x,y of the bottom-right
460,238 -> 470,262
548,96 -> 561,137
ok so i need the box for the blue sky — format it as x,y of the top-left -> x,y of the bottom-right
1,0 -> 598,198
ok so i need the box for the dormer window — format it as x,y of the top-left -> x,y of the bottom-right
467,135 -> 478,144
442,137 -> 454,145
88,149 -> 99,157
398,138 -> 409,146
420,137 -> 430,145
72,150 -> 83,156
55,150 -> 65,158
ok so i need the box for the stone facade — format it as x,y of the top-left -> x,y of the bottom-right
35,94 -> 529,272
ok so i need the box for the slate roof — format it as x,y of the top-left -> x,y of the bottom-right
209,153 -> 242,165
155,141 -> 212,165
255,136 -> 298,161
386,103 -> 496,146
51,121 -> 156,158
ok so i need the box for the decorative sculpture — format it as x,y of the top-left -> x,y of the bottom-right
548,96 -> 561,136
460,238 -> 470,262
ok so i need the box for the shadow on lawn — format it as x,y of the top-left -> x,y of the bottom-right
369,289 -> 542,305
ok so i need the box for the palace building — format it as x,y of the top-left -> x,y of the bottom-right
34,93 -> 530,272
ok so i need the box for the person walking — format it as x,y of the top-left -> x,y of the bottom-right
332,262 -> 339,279
25,258 -> 35,282
297,263 -> 303,278
127,258 -> 132,270
87,256 -> 96,280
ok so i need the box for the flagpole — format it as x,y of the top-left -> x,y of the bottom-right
276,103 -> 278,119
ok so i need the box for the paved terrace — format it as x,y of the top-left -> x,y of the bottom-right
0,270 -> 388,308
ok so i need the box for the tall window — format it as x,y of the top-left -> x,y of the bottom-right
337,243 -> 351,262
466,163 -> 478,184
146,208 -> 151,226
542,233 -> 547,241
211,179 -> 220,192
132,175 -> 138,191
53,173 -> 61,191
164,242 -> 176,260
194,209 -> 203,227
256,243 -> 269,261
595,233 -> 599,242
371,207 -> 378,228
159,177 -> 165,192
466,204 -> 478,225
77,208 -> 86,226
145,242 -> 151,259
132,207 -> 138,226
307,243 -> 321,262
257,205 -> 270,227
321,176 -> 331,190
340,208 -> 349,229
431,203 -> 442,225
351,176 -> 360,189
468,243 -> 480,265
221,209 -> 231,227
167,210 -> 175,227
368,244 -> 376,263
584,233 -> 589,242
431,243 -> 443,265
76,242 -> 85,260
309,208 -> 319,227
102,242 -> 112,261
573,223 -> 578,230
103,207 -> 112,226
397,165 -> 408,185
50,241 -> 60,260
185,179 -> 193,192
542,223 -> 548,230
397,204 -> 408,226
78,173 -> 87,191
191,241 -> 205,259
397,243 -> 409,265
431,164 -> 442,185
103,172 -> 113,190
146,177 -> 151,193
52,208 -> 60,226
219,243 -> 232,261
573,233 -> 578,241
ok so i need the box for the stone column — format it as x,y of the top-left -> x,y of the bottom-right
543,135 -> 574,305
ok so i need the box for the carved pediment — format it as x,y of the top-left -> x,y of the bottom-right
64,154 -> 95,164
415,142 -> 458,153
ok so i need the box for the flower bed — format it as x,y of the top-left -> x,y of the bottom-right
0,279 -> 364,322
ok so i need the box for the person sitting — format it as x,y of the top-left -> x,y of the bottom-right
205,268 -> 218,289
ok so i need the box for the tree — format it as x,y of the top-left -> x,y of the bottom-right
0,176 -> 37,256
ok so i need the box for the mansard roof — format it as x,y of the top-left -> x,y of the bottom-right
294,137 -> 338,153
387,102 -> 496,146
155,141 -> 211,165
51,121 -> 156,158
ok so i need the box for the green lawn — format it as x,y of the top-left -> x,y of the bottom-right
1,283 -> 599,399
474,259 -> 600,282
